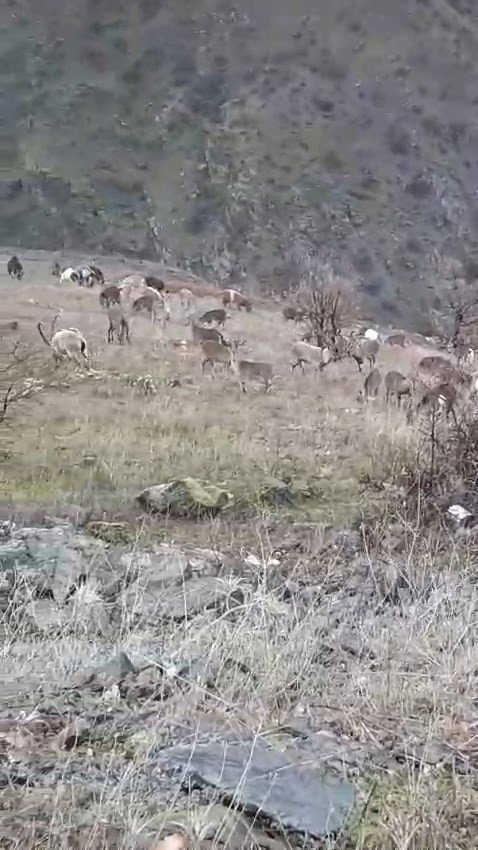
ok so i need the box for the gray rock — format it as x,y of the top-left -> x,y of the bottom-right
160,739 -> 355,837
137,478 -> 233,516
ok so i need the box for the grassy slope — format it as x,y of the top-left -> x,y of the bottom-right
3,0 -> 478,327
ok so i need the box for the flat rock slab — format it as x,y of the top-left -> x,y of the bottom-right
160,739 -> 355,838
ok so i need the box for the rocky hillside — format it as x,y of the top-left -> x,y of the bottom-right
3,0 -> 478,326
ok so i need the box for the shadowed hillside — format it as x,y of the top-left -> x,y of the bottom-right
3,0 -> 478,326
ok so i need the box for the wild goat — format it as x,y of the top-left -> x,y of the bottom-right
282,305 -> 306,323
232,352 -> 273,394
416,356 -> 461,389
37,321 -> 88,366
386,332 -> 407,347
199,308 -> 227,327
410,383 -> 458,424
191,321 -> 226,345
350,338 -> 379,372
132,292 -> 170,327
99,285 -> 122,308
385,370 -> 413,406
200,338 -> 233,372
358,368 -> 382,402
7,255 -> 23,279
107,305 -> 130,344
222,288 -> 252,312
59,266 -> 80,284
78,264 -> 104,287
291,341 -> 331,372
178,288 -> 195,320
143,276 -> 165,293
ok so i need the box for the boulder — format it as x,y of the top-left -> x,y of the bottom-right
137,478 -> 233,516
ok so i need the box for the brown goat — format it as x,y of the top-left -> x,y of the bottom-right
99,285 -> 122,308
386,333 -> 407,347
191,321 -> 226,345
199,308 -> 227,327
350,338 -> 379,372
385,370 -> 413,406
144,276 -> 165,293
222,289 -> 252,312
107,305 -> 130,344
358,368 -> 382,402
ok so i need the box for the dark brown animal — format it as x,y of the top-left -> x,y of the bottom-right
7,256 -> 23,280
199,308 -> 227,327
282,305 -> 306,323
411,383 -> 458,424
358,368 -> 382,402
143,276 -> 165,293
99,285 -> 121,308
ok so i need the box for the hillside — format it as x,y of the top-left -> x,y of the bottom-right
3,0 -> 478,326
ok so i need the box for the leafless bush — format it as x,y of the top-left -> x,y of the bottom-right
0,342 -> 58,423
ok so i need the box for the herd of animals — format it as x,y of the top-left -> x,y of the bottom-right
5,254 -> 478,414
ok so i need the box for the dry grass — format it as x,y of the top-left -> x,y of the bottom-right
0,254 -> 423,526
3,253 -> 478,848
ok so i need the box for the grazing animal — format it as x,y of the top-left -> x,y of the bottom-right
350,338 -> 379,372
99,285 -> 122,308
222,288 -> 252,312
358,368 -> 382,402
178,287 -> 195,320
385,370 -> 413,406
291,341 -> 331,372
143,276 -> 165,293
199,308 -> 227,327
411,383 -> 458,424
37,322 -> 88,366
416,356 -> 461,389
386,332 -> 407,347
191,321 -> 226,345
200,339 -> 233,372
59,266 -> 80,284
132,292 -> 170,328
282,305 -> 306,323
107,305 -> 130,344
78,264 -> 104,286
230,346 -> 273,393
7,256 -> 23,279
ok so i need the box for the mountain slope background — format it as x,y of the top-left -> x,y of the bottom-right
3,0 -> 478,328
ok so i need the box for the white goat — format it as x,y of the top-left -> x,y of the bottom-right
364,328 -> 380,341
291,341 -> 331,372
59,266 -> 79,285
37,322 -> 89,366
178,287 -> 196,321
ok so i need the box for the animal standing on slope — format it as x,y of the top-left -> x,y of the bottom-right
349,338 -> 379,372
99,285 -> 122,308
132,291 -> 170,328
59,266 -> 80,285
37,321 -> 89,366
384,371 -> 413,406
78,264 -> 104,287
228,341 -> 273,393
291,341 -> 331,372
198,308 -> 228,327
7,256 -> 23,280
358,368 -> 382,402
106,306 -> 130,345
190,321 -> 226,345
222,289 -> 252,312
